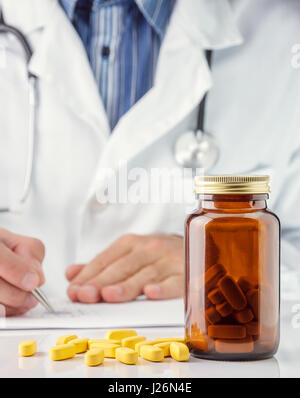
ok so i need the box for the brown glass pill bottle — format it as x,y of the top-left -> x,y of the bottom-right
185,175 -> 280,360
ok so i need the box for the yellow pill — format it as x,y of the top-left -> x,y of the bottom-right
140,345 -> 164,362
122,336 -> 146,349
68,338 -> 89,354
169,342 -> 189,362
116,347 -> 138,365
105,329 -> 137,341
84,349 -> 104,367
88,339 -> 121,349
49,344 -> 76,361
152,337 -> 186,344
89,343 -> 120,358
18,340 -> 37,357
56,334 -> 78,345
134,340 -> 156,355
154,342 -> 171,357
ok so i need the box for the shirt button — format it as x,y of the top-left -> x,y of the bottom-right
101,46 -> 110,57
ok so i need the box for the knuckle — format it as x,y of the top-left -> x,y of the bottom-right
145,238 -> 164,253
147,265 -> 159,281
29,238 -> 45,254
21,237 -> 46,263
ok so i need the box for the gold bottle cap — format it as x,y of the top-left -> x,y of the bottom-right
194,175 -> 270,194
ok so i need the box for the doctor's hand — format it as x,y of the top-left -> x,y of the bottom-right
66,234 -> 184,303
0,228 -> 45,316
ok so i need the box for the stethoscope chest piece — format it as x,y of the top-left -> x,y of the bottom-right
174,129 -> 219,170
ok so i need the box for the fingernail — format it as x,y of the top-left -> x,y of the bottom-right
107,285 -> 123,296
146,284 -> 161,298
21,272 -> 39,290
79,285 -> 99,301
24,295 -> 37,308
34,260 -> 42,267
68,284 -> 80,294
68,285 -> 80,299
151,285 -> 161,295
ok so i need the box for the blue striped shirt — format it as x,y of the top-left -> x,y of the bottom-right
60,0 -> 175,130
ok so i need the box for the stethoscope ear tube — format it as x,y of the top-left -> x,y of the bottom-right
0,5 -> 38,213
19,75 -> 38,209
0,6 -> 4,25
197,50 -> 212,133
174,49 -> 219,170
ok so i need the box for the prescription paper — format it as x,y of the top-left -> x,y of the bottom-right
0,297 -> 184,330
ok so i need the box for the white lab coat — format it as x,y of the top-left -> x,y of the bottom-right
0,0 -> 300,298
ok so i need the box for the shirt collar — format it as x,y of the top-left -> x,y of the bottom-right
60,0 -> 175,37
59,0 -> 78,20
135,0 -> 176,37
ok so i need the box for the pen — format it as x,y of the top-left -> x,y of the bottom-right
31,288 -> 56,314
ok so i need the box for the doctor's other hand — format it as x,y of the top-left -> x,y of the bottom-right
66,234 -> 184,303
0,228 -> 45,316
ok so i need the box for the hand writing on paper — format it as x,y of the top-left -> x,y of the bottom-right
0,228 -> 45,316
66,234 -> 184,303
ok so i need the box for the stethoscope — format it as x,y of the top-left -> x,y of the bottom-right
174,50 -> 219,170
0,7 -> 38,213
0,8 -> 217,214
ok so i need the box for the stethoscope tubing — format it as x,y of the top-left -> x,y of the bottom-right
197,50 -> 212,133
0,7 -> 38,212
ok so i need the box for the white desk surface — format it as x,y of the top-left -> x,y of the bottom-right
0,300 -> 299,378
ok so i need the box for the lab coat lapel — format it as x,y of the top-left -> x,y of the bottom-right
1,0 -> 48,33
89,0 -> 243,193
26,0 -> 110,140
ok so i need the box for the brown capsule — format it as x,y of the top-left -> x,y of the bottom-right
216,301 -> 233,318
205,294 -> 212,309
208,288 -> 224,305
208,325 -> 246,340
218,275 -> 247,311
234,308 -> 254,324
205,307 -> 222,325
237,276 -> 254,293
205,264 -> 226,292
